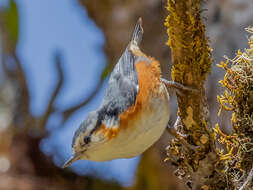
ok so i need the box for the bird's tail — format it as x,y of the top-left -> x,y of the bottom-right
131,18 -> 144,46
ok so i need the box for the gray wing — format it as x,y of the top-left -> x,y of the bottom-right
99,18 -> 143,125
101,48 -> 138,114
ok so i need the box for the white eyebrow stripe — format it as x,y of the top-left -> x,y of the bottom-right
102,116 -> 120,129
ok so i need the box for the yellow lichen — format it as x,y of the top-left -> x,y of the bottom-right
201,185 -> 209,190
200,134 -> 209,145
216,27 -> 253,187
164,0 -> 218,188
183,106 -> 196,130
165,0 -> 212,83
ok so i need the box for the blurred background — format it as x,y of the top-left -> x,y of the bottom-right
0,0 -> 252,189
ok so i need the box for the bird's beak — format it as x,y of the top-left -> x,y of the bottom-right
62,152 -> 81,168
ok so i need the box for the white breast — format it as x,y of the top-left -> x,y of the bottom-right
84,84 -> 170,161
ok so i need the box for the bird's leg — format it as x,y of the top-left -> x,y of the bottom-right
161,78 -> 198,95
167,116 -> 199,150
162,78 -> 199,149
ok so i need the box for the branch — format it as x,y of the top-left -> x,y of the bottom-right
165,0 -> 217,188
39,52 -> 64,129
10,52 -> 31,129
12,53 -> 30,110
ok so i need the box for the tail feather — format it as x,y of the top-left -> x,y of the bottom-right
112,18 -> 144,79
131,18 -> 144,46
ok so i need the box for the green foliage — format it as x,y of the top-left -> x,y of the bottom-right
5,0 -> 19,50
100,62 -> 113,80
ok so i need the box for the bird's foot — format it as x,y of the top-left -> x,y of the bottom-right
167,116 -> 199,151
161,78 -> 198,95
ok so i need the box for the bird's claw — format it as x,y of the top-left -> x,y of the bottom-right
167,117 -> 199,151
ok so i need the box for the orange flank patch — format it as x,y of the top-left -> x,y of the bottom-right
119,57 -> 162,129
95,57 -> 162,140
94,123 -> 120,140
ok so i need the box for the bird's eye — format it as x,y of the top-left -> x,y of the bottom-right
84,136 -> 90,144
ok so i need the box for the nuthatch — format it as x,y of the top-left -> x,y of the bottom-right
63,18 -> 192,168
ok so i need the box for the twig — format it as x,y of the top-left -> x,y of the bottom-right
40,52 -> 64,128
12,52 -> 30,105
239,167 -> 253,190
11,52 -> 31,129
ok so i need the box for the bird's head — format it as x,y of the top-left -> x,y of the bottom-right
62,111 -> 105,168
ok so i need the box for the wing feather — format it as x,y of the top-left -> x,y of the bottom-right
99,19 -> 144,127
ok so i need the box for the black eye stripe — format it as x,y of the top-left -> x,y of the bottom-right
84,136 -> 91,144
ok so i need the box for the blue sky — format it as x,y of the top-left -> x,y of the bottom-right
1,0 -> 139,186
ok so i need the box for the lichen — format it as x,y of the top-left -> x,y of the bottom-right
164,0 -> 217,189
164,0 -> 212,84
165,0 -> 253,189
182,106 -> 196,130
216,27 -> 253,189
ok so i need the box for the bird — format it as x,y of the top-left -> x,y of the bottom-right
63,18 -> 191,168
